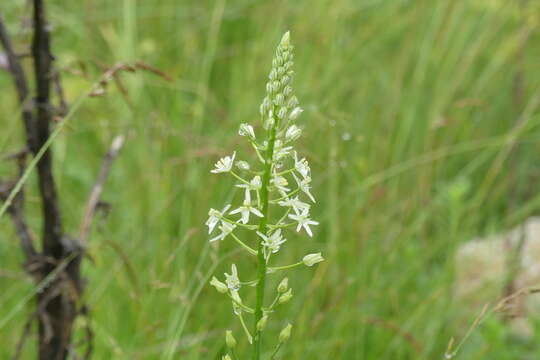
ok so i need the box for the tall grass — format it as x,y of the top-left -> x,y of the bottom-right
1,0 -> 539,359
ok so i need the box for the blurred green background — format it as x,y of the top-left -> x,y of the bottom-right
1,0 -> 540,358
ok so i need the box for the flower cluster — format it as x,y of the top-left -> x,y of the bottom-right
206,31 -> 323,359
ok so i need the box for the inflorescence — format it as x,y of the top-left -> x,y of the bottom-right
206,31 -> 323,360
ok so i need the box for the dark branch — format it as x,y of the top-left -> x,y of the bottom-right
0,179 -> 37,258
0,13 -> 38,152
31,0 -> 63,257
79,135 -> 125,244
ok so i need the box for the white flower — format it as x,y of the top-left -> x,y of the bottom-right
239,123 -> 255,139
302,253 -> 324,266
278,196 -> 310,214
229,190 -> 263,224
224,264 -> 241,291
289,107 -> 303,121
257,229 -> 286,258
205,204 -> 231,234
285,125 -> 302,142
210,221 -> 236,242
294,152 -> 310,179
271,173 -> 290,193
288,208 -> 319,237
293,173 -> 315,202
236,175 -> 262,192
211,152 -> 236,173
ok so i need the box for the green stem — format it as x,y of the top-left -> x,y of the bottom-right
269,342 -> 283,360
267,261 -> 303,272
239,312 -> 253,344
231,171 -> 251,185
270,188 -> 300,202
230,233 -> 258,256
252,117 -> 278,360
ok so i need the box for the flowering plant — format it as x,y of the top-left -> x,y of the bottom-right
206,31 -> 323,360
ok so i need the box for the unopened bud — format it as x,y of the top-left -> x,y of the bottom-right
283,85 -> 293,98
285,125 -> 302,142
210,277 -> 228,294
236,160 -> 250,171
266,82 -> 273,94
289,107 -> 303,121
275,93 -> 285,106
279,323 -> 292,343
257,315 -> 268,331
277,107 -> 288,119
239,123 -> 255,139
278,288 -> 293,304
271,80 -> 280,94
281,75 -> 291,87
287,96 -> 299,109
225,330 -> 237,348
302,253 -> 324,267
277,277 -> 289,293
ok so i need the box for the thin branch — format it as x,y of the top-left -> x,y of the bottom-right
0,13 -> 37,151
12,312 -> 37,360
0,180 -> 36,258
79,135 -> 125,244
0,152 -> 37,259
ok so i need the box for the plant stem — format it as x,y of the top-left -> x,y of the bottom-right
268,261 -> 303,272
252,119 -> 278,359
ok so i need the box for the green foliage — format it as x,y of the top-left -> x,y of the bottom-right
1,0 -> 540,359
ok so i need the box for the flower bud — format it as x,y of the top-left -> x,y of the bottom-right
266,82 -> 273,94
279,323 -> 292,343
274,93 -> 285,106
281,51 -> 290,61
289,107 -> 303,121
277,107 -> 288,119
287,96 -> 299,109
278,288 -> 293,304
257,315 -> 268,331
283,85 -> 293,98
280,31 -> 290,47
277,66 -> 286,76
277,277 -> 289,293
302,253 -> 324,267
222,355 -> 232,360
225,330 -> 237,348
236,160 -> 250,171
210,276 -> 228,294
271,80 -> 280,94
281,75 -> 291,87
239,123 -> 255,139
283,61 -> 293,71
269,69 -> 277,80
285,125 -> 302,142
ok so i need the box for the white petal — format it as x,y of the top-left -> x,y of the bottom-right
304,224 -> 313,237
251,208 -> 263,217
